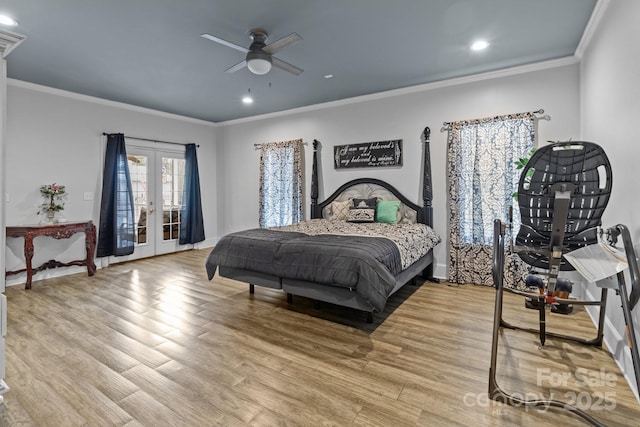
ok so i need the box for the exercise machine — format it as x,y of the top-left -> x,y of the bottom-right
488,141 -> 640,425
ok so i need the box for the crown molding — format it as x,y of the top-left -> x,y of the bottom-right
7,78 -> 219,127
222,56 -> 579,125
0,29 -> 25,58
575,0 -> 611,60
8,54 -> 579,128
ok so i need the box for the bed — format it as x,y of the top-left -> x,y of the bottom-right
206,128 -> 440,322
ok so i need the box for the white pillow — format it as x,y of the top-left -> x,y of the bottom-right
330,199 -> 353,220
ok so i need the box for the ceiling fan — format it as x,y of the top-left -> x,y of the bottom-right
201,28 -> 303,76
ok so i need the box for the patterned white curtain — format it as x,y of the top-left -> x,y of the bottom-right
259,139 -> 303,228
447,113 -> 534,286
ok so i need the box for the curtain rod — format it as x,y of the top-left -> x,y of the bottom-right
102,132 -> 199,148
440,109 -> 551,132
254,141 -> 309,148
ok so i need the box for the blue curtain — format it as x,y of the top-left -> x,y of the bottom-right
97,133 -> 135,257
179,143 -> 205,244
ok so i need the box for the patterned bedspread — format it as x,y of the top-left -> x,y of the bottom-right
274,219 -> 441,269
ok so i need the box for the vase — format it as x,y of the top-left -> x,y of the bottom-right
46,209 -> 55,223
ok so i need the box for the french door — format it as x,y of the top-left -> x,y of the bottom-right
124,146 -> 186,260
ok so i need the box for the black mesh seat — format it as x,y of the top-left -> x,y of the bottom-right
515,141 -> 613,271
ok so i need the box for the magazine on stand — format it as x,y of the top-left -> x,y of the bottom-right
565,241 -> 628,283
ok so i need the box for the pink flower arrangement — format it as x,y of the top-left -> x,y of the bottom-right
39,183 -> 66,215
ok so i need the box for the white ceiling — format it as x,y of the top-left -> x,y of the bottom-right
1,0 -> 597,123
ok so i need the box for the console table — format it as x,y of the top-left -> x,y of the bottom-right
5,221 -> 97,289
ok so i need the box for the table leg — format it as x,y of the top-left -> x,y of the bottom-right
24,232 -> 34,290
84,223 -> 97,276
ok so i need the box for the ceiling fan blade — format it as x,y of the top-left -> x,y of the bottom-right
201,33 -> 248,53
263,32 -> 302,54
224,60 -> 247,73
272,57 -> 304,75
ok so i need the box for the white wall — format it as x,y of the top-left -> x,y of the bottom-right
219,63 -> 581,278
0,59 -> 7,294
5,82 -> 219,285
579,0 -> 640,400
2,61 -> 583,283
5,5 -> 638,400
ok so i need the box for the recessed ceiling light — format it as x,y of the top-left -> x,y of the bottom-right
242,88 -> 254,104
324,74 -> 333,79
0,14 -> 18,26
471,40 -> 489,51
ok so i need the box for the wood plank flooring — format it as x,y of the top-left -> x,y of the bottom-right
0,249 -> 638,426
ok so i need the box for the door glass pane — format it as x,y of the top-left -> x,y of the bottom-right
161,157 -> 185,241
128,155 -> 149,245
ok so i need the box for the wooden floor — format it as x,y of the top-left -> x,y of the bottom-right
0,249 -> 638,426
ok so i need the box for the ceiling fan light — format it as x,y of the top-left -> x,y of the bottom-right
246,51 -> 272,75
0,14 -> 18,26
247,58 -> 272,75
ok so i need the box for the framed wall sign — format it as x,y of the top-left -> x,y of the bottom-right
334,139 -> 402,169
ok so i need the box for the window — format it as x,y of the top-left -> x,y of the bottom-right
258,140 -> 303,228
447,112 -> 536,285
128,154 -> 148,243
161,156 -> 185,241
454,118 -> 534,244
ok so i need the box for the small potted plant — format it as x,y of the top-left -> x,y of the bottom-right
513,147 -> 537,201
39,183 -> 66,222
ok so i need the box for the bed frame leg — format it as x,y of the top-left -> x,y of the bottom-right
422,265 -> 441,283
249,284 -> 255,294
287,293 -> 293,304
366,312 -> 373,323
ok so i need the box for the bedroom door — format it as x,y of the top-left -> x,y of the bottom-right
126,146 -> 186,260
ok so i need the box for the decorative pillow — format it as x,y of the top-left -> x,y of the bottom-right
348,207 -> 375,223
352,198 -> 377,209
376,200 -> 401,224
329,199 -> 353,220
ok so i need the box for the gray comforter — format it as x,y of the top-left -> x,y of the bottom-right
205,228 -> 307,279
205,228 -> 403,311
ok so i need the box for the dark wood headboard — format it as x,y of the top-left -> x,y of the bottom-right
310,127 -> 433,228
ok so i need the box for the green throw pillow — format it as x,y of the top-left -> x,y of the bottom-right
376,200 -> 400,224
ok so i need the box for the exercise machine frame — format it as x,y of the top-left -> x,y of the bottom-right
489,220 -> 640,426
